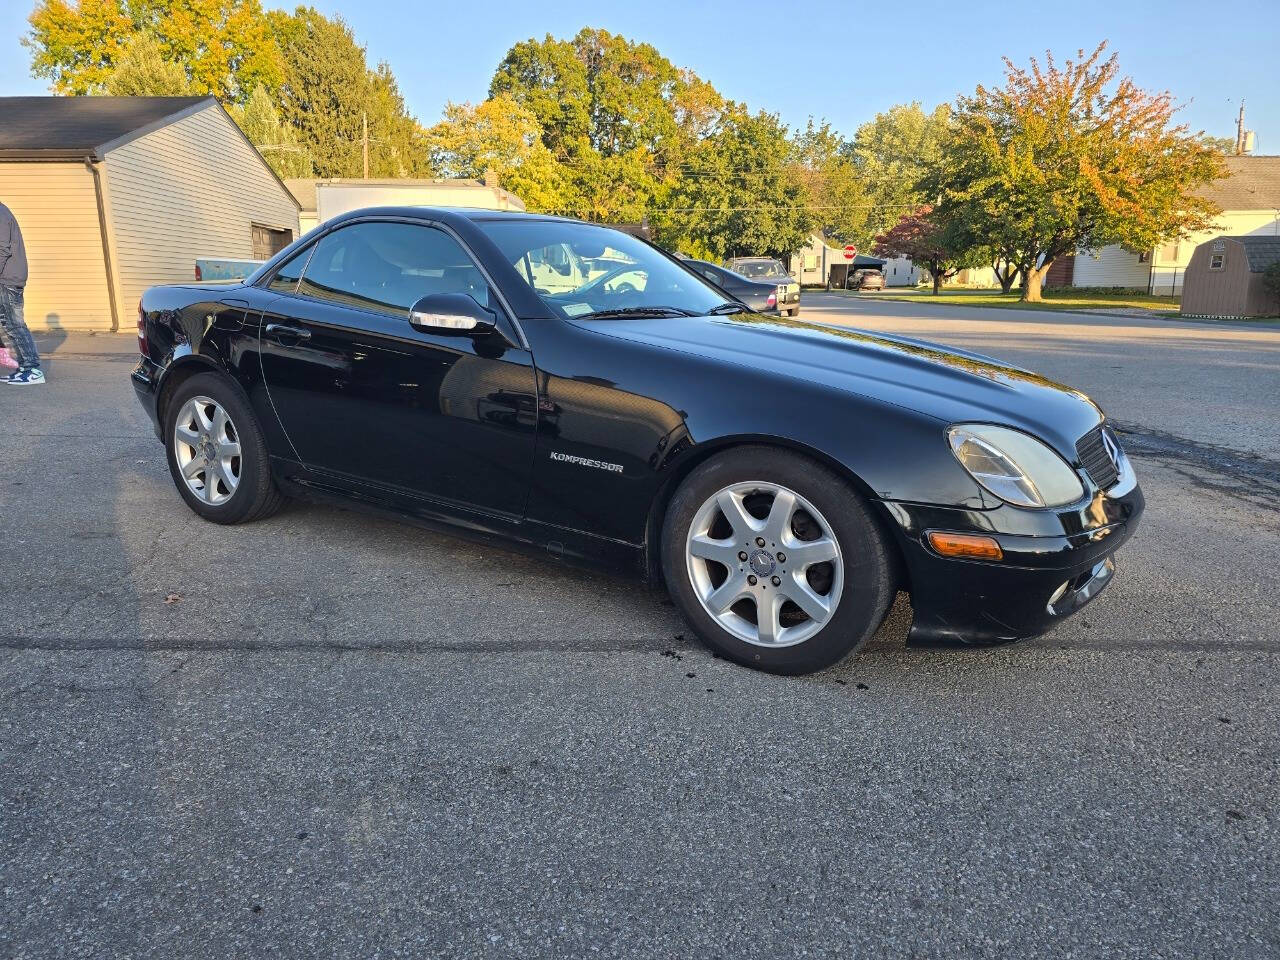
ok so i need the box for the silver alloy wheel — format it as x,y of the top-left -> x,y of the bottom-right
173,396 -> 242,506
685,481 -> 844,648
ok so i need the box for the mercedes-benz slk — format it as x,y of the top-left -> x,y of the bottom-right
131,209 -> 1143,674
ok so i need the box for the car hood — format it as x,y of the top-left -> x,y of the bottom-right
581,312 -> 1105,454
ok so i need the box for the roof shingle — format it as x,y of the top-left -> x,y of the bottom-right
1227,235 -> 1280,272
0,96 -> 213,158
1198,156 -> 1280,210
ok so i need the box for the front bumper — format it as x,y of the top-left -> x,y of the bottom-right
883,472 -> 1145,644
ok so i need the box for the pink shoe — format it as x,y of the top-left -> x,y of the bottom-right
0,348 -> 17,370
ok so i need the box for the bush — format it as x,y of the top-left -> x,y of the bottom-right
1263,261 -> 1280,300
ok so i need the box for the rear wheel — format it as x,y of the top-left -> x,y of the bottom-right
164,372 -> 285,524
662,446 -> 894,674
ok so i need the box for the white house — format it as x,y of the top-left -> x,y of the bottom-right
789,233 -> 850,285
1072,156 -> 1280,294
880,256 -> 923,287
0,96 -> 299,332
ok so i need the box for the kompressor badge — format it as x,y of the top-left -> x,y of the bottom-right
549,451 -> 624,474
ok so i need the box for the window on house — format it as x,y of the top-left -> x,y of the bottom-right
1137,251 -> 1150,264
1160,243 -> 1179,262
252,224 -> 294,261
1209,253 -> 1225,271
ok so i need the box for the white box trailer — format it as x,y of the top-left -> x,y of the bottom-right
314,179 -> 525,226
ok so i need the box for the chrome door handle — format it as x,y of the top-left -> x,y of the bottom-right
265,323 -> 311,341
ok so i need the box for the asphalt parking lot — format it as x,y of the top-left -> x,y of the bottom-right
2,303 -> 1278,959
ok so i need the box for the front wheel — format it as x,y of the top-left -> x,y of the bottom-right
662,446 -> 894,674
164,372 -> 285,524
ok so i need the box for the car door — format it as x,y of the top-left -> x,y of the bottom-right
257,219 -> 539,520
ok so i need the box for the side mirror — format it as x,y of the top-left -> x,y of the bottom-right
408,293 -> 497,335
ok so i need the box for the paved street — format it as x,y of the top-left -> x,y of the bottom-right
2,306 -> 1278,959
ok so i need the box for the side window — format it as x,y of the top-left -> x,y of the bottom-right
297,221 -> 493,316
266,244 -> 313,294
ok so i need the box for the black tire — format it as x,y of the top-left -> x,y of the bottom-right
662,446 -> 894,674
790,306 -> 801,317
163,371 -> 286,525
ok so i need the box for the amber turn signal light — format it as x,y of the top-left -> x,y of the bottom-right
925,531 -> 1004,561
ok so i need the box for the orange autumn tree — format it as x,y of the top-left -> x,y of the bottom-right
934,43 -> 1225,302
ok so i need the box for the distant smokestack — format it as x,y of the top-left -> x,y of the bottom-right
483,168 -> 500,188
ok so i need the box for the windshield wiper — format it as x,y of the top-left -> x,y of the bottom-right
579,306 -> 697,320
709,302 -> 749,315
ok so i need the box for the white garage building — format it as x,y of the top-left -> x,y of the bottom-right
0,96 -> 299,332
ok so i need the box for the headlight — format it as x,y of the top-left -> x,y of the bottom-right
947,424 -> 1084,508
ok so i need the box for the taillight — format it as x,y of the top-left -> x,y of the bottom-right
767,288 -> 778,308
137,302 -> 148,356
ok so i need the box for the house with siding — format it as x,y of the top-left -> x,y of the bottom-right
0,96 -> 299,332
1069,156 -> 1280,295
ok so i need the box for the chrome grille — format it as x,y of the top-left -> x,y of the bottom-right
1076,425 -> 1119,490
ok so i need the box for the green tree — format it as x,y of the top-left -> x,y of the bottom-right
422,95 -> 570,212
936,43 -> 1226,302
791,119 -> 868,246
488,28 -> 727,223
657,109 -> 814,259
846,102 -> 951,243
1199,134 -> 1237,154
102,31 -> 192,96
269,7 -> 426,178
229,85 -> 313,179
489,34 -> 592,159
27,0 -> 283,102
1262,261 -> 1280,309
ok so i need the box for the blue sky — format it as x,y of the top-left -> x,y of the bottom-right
3,0 -> 1276,150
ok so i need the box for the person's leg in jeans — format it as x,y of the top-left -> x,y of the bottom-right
0,306 -> 15,369
0,284 -> 40,372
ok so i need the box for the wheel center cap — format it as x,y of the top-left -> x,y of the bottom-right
749,550 -> 776,578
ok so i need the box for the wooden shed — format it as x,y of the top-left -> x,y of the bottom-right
1180,235 -> 1280,318
0,96 -> 299,332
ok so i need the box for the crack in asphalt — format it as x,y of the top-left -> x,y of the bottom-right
1,635 -> 1276,654
1115,422 -> 1280,510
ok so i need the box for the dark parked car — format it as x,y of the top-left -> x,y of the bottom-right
848,268 -> 885,291
725,257 -> 801,315
132,208 -> 1143,674
682,258 -> 780,313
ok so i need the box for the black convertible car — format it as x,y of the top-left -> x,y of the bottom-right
132,208 -> 1143,674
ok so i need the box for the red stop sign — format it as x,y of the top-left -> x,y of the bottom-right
843,244 -> 858,260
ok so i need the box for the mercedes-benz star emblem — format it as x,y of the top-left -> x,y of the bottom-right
1101,429 -> 1122,470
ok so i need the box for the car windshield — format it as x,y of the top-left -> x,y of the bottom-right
475,219 -> 726,319
734,259 -> 789,280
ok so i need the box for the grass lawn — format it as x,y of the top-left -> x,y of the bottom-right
841,287 -> 1182,316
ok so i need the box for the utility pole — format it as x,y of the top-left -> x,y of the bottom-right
362,110 -> 369,179
1235,100 -> 1246,155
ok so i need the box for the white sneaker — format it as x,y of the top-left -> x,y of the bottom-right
3,368 -> 45,385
